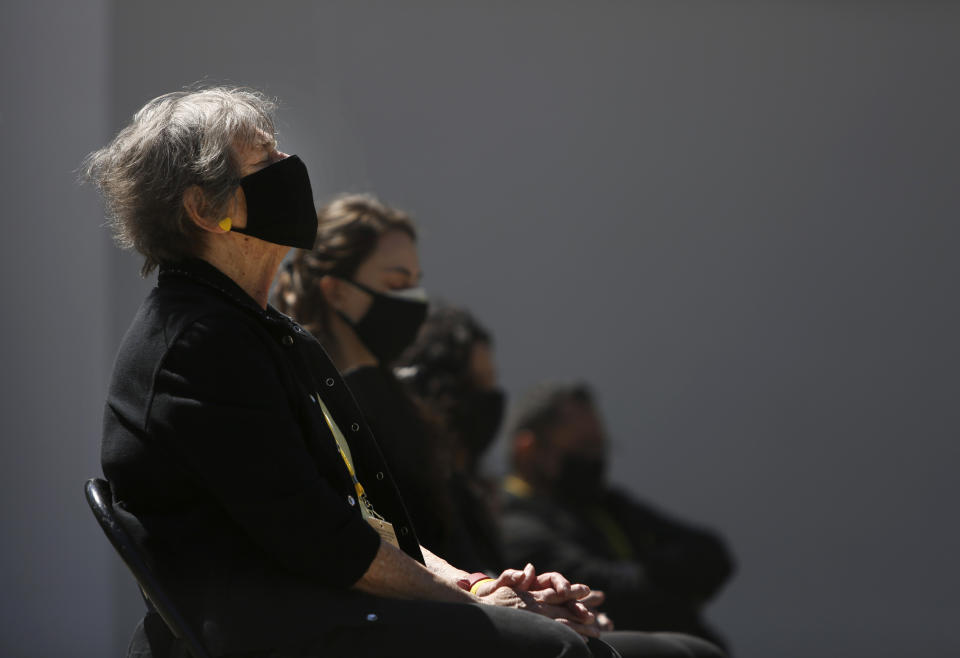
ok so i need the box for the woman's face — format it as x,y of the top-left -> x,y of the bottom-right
335,229 -> 421,323
451,340 -> 504,464
228,134 -> 287,229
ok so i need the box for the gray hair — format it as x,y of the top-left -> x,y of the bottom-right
83,86 -> 277,275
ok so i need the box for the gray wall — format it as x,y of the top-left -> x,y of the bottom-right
3,2 -> 958,657
0,1 -> 117,656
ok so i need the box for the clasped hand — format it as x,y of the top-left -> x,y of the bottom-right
474,563 -> 601,638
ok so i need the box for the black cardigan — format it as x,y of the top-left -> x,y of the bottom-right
101,258 -> 423,655
344,366 -> 506,573
342,366 -> 451,553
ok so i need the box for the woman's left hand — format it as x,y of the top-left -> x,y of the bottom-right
479,563 -> 590,604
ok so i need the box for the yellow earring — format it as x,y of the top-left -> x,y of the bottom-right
218,217 -> 232,232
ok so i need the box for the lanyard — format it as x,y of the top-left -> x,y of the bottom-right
315,395 -> 385,522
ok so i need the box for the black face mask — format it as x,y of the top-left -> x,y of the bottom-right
337,279 -> 428,364
231,155 -> 318,249
450,388 -> 506,461
553,454 -> 607,505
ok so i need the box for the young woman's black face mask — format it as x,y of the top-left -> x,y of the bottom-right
337,279 -> 429,365
450,388 -> 506,461
231,155 -> 318,249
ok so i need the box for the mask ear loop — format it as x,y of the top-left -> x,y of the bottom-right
342,277 -> 428,303
338,277 -> 378,297
318,275 -> 361,328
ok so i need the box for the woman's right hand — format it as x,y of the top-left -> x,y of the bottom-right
579,590 -> 615,631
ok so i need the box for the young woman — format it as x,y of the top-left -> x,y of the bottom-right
273,195 -> 455,556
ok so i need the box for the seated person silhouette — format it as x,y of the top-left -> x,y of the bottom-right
394,303 -> 509,573
502,381 -> 735,649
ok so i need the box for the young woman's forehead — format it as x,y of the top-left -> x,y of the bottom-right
369,231 -> 420,272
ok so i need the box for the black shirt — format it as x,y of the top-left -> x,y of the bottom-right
342,366 -> 452,552
102,258 -> 422,654
344,366 -> 507,573
500,482 -> 734,646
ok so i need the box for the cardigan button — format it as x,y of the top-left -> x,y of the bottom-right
366,613 -> 378,622
325,377 -> 335,387
281,335 -> 294,346
351,423 -> 360,432
375,471 -> 384,481
346,495 -> 356,506
399,526 -> 409,536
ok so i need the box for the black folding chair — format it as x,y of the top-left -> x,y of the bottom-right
85,478 -> 212,658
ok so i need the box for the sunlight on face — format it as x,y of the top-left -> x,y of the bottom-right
236,131 -> 283,177
228,132 -> 285,229
336,229 -> 422,321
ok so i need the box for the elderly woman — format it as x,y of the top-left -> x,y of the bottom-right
85,86 -> 653,658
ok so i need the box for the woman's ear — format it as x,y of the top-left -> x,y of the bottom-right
510,429 -> 539,478
183,185 -> 231,234
319,275 -> 346,312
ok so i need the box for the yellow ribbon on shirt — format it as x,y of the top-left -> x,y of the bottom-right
315,395 -> 385,522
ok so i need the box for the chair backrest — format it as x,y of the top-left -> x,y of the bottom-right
85,478 -> 212,658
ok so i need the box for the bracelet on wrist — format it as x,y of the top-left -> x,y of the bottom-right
457,572 -> 493,593
470,578 -> 496,596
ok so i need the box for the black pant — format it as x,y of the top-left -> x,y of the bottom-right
130,601 -> 725,658
301,599 -> 725,658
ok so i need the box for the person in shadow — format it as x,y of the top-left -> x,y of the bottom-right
393,303 -> 508,573
501,381 -> 736,649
